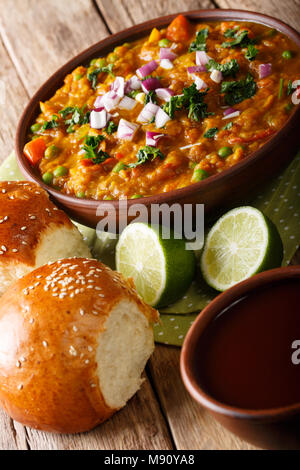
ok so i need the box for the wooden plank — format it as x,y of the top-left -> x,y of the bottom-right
0,0 -> 173,450
25,377 -> 173,450
149,345 -> 257,450
216,0 -> 300,32
0,36 -> 29,160
0,0 -> 109,95
96,0 -> 214,32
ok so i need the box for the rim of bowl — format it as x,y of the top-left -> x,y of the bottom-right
15,9 -> 300,209
180,266 -> 300,422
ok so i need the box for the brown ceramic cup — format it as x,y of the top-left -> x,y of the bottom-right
180,266 -> 300,450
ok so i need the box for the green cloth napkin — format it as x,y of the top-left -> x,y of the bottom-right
1,152 -> 299,346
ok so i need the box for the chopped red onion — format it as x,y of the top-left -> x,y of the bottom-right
124,75 -> 142,94
146,131 -> 165,147
159,47 -> 177,61
118,96 -> 137,110
94,94 -> 104,108
137,102 -> 160,123
155,88 -> 175,102
187,65 -> 206,74
155,108 -> 171,128
117,119 -> 139,141
90,109 -> 109,129
222,110 -> 240,120
196,51 -> 212,66
160,59 -> 174,70
259,63 -> 272,79
136,60 -> 158,78
223,107 -> 237,116
102,91 -> 121,112
141,77 -> 161,94
210,69 -> 223,83
111,76 -> 125,98
193,76 -> 207,91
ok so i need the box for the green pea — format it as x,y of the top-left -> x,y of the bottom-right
30,123 -> 41,133
53,166 -> 68,177
192,169 -> 209,182
90,58 -> 98,66
44,145 -> 60,160
76,191 -> 86,199
218,146 -> 233,159
158,38 -> 171,47
74,73 -> 83,81
112,162 -> 125,173
282,50 -> 292,59
108,53 -> 119,63
42,172 -> 53,185
131,194 -> 142,199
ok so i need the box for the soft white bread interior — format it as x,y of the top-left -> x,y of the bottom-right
0,258 -> 158,433
0,181 -> 91,295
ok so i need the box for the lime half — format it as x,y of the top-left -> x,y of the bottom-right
116,223 -> 196,307
201,206 -> 283,292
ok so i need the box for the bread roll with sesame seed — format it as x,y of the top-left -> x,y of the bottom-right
0,257 -> 158,433
0,181 -> 91,295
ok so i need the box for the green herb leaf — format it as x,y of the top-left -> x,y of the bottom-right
128,146 -> 165,168
83,135 -> 109,164
206,59 -> 239,77
182,84 -> 213,121
189,28 -> 209,52
145,90 -> 158,105
245,44 -> 258,61
105,121 -> 118,135
222,30 -> 255,49
222,121 -> 233,130
59,106 -> 90,133
41,115 -> 60,131
204,127 -> 218,138
224,27 -> 240,38
221,73 -> 257,106
287,80 -> 293,96
278,78 -> 284,99
87,63 -> 114,89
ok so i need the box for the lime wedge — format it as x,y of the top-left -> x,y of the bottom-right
201,206 -> 283,292
116,223 -> 196,307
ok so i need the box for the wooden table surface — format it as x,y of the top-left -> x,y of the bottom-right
0,0 -> 299,451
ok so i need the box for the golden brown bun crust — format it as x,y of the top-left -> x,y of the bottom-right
0,181 -> 73,266
0,258 -> 158,433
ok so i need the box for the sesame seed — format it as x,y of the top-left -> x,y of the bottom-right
29,318 -> 34,324
1,245 -> 7,252
92,310 -> 98,315
36,275 -> 42,279
17,384 -> 23,391
95,287 -> 101,291
42,341 -> 48,347
85,360 -> 90,365
0,251 -> 3,255
79,309 -> 85,316
29,215 -> 36,220
23,289 -> 29,295
16,361 -> 21,368
87,346 -> 93,352
22,241 -> 27,245
73,326 -> 78,332
2,189 -> 6,194
12,249 -> 18,253
90,383 -> 96,388
20,226 -> 27,231
20,356 -> 26,363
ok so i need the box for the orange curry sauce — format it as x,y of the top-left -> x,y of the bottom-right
24,15 -> 300,200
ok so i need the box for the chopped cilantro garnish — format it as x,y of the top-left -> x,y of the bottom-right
163,84 -> 212,122
189,28 -> 209,52
127,146 -> 165,168
222,30 -> 255,49
87,63 -> 114,89
221,73 -> 256,106
222,121 -> 233,130
145,90 -> 158,105
206,59 -> 239,77
59,106 -> 90,133
105,121 -> 117,135
41,115 -> 60,131
224,27 -> 240,38
287,80 -> 293,96
278,78 -> 284,99
204,127 -> 218,138
245,44 -> 258,61
83,135 -> 109,164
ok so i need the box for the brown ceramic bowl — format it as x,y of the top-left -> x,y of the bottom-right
16,9 -> 300,229
180,266 -> 300,450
